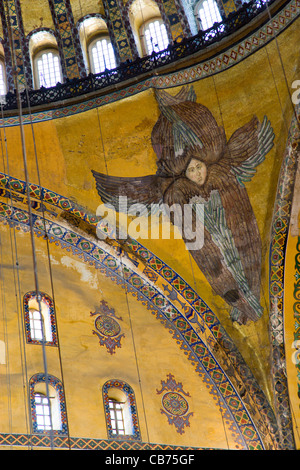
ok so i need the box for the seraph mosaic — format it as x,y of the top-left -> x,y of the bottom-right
92,86 -> 274,325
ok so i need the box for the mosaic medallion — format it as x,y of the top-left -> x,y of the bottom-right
91,300 -> 124,355
95,315 -> 121,337
157,374 -> 193,434
162,392 -> 189,416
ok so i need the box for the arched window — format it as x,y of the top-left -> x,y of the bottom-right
79,17 -> 116,74
89,37 -> 116,73
195,0 -> 222,30
35,50 -> 62,88
29,30 -> 62,89
24,291 -> 57,346
30,374 -> 67,435
141,19 -> 169,55
128,0 -> 170,57
103,380 -> 140,440
0,59 -> 6,96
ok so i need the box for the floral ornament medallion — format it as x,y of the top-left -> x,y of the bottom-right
91,300 -> 125,355
156,374 -> 193,434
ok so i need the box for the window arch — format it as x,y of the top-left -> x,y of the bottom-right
30,374 -> 67,435
24,291 -> 57,346
29,30 -> 62,89
103,380 -> 140,440
78,17 -> 116,74
128,0 -> 170,57
195,0 -> 222,30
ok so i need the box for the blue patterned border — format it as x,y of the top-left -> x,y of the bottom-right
0,188 -> 279,449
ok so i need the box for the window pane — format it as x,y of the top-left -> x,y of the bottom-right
37,51 -> 61,88
197,0 -> 222,30
108,400 -> 126,436
143,20 -> 169,55
91,39 -> 116,74
0,63 -> 6,95
35,394 -> 52,431
29,310 -> 44,341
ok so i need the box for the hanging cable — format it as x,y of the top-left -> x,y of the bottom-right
78,0 -> 151,439
0,64 -> 33,454
119,253 -> 151,443
23,84 -> 73,451
0,223 -> 12,442
11,3 -> 74,448
3,0 -> 55,450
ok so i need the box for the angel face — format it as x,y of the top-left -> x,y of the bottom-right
185,159 -> 207,186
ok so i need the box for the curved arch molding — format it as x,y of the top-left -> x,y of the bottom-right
0,0 -> 298,127
269,105 -> 300,449
0,172 -> 279,450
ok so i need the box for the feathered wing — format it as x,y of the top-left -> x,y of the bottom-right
154,86 -> 197,107
163,178 -> 263,324
195,190 -> 263,322
153,87 -> 201,159
92,170 -> 164,216
227,116 -> 274,185
152,93 -> 227,164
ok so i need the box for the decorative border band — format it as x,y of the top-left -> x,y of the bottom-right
0,432 -> 204,449
0,0 -> 298,127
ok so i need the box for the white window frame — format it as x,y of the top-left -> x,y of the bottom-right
34,386 -> 62,432
28,299 -> 53,343
34,393 -> 52,431
89,37 -> 116,74
108,399 -> 126,436
34,49 -> 62,89
140,18 -> 169,55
